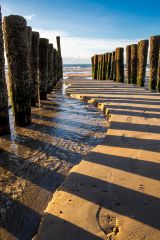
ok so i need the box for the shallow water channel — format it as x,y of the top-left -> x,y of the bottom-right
0,82 -> 108,240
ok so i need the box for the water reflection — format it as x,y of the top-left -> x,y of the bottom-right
0,85 -> 108,239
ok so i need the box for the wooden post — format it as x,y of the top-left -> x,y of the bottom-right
137,40 -> 149,87
0,7 -> 10,134
115,48 -> 124,82
56,36 -> 63,79
113,51 -> 116,81
126,45 -> 131,83
31,31 -> 39,106
107,53 -> 112,79
39,38 -> 49,100
53,49 -> 58,84
100,54 -> 103,80
102,54 -> 106,80
3,15 -> 31,126
27,26 -> 34,106
149,35 -> 160,90
91,56 -> 94,79
105,53 -> 108,80
130,44 -> 138,84
110,51 -> 115,80
47,43 -> 54,93
157,50 -> 160,92
51,46 -> 55,88
93,55 -> 98,80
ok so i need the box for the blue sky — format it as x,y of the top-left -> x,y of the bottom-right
2,0 -> 160,63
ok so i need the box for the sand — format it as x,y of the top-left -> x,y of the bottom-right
35,78 -> 160,240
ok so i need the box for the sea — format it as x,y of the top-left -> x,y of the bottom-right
63,64 -> 92,76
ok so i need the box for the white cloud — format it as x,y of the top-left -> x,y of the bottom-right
24,14 -> 35,21
34,28 -> 140,63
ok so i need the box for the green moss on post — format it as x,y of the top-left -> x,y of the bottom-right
126,45 -> 131,83
149,35 -> 160,90
39,38 -> 49,100
31,31 -> 39,106
115,48 -> 124,82
110,51 -> 115,80
130,44 -> 138,84
137,40 -> 149,87
47,43 -> 54,93
3,15 -> 31,127
0,7 -> 10,134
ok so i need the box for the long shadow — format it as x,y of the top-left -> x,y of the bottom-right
84,151 -> 160,181
94,98 -> 160,106
111,121 -> 160,134
108,109 -> 160,118
31,114 -> 107,132
104,134 -> 160,152
102,104 -> 160,112
0,148 -> 64,191
68,91 -> 160,96
87,96 -> 160,102
9,133 -> 83,164
60,172 -> 160,229
26,121 -> 104,146
0,192 -> 41,240
35,214 -> 102,240
0,192 -> 102,240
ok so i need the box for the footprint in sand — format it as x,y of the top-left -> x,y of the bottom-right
97,207 -> 119,240
138,184 -> 144,192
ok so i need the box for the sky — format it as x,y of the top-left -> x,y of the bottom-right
1,0 -> 160,64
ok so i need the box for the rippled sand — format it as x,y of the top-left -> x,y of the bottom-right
0,84 -> 108,239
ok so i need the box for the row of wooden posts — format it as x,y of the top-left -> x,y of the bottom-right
0,7 -> 63,135
91,36 -> 160,92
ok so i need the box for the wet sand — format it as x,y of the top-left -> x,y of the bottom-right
0,82 -> 108,239
35,79 -> 160,240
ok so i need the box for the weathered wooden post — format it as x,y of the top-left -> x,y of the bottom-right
107,53 -> 112,79
102,54 -> 106,80
157,51 -> 160,92
126,45 -> 131,83
0,7 -> 10,134
113,51 -> 116,81
3,15 -> 31,126
98,54 -> 102,80
39,38 -> 49,100
110,51 -> 115,80
47,43 -> 54,93
115,48 -> 124,82
149,35 -> 160,90
137,40 -> 149,87
56,36 -> 63,79
27,26 -> 32,68
93,55 -> 98,80
31,31 -> 39,106
130,44 -> 138,84
105,53 -> 108,80
97,55 -> 100,80
91,56 -> 94,79
53,49 -> 58,84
